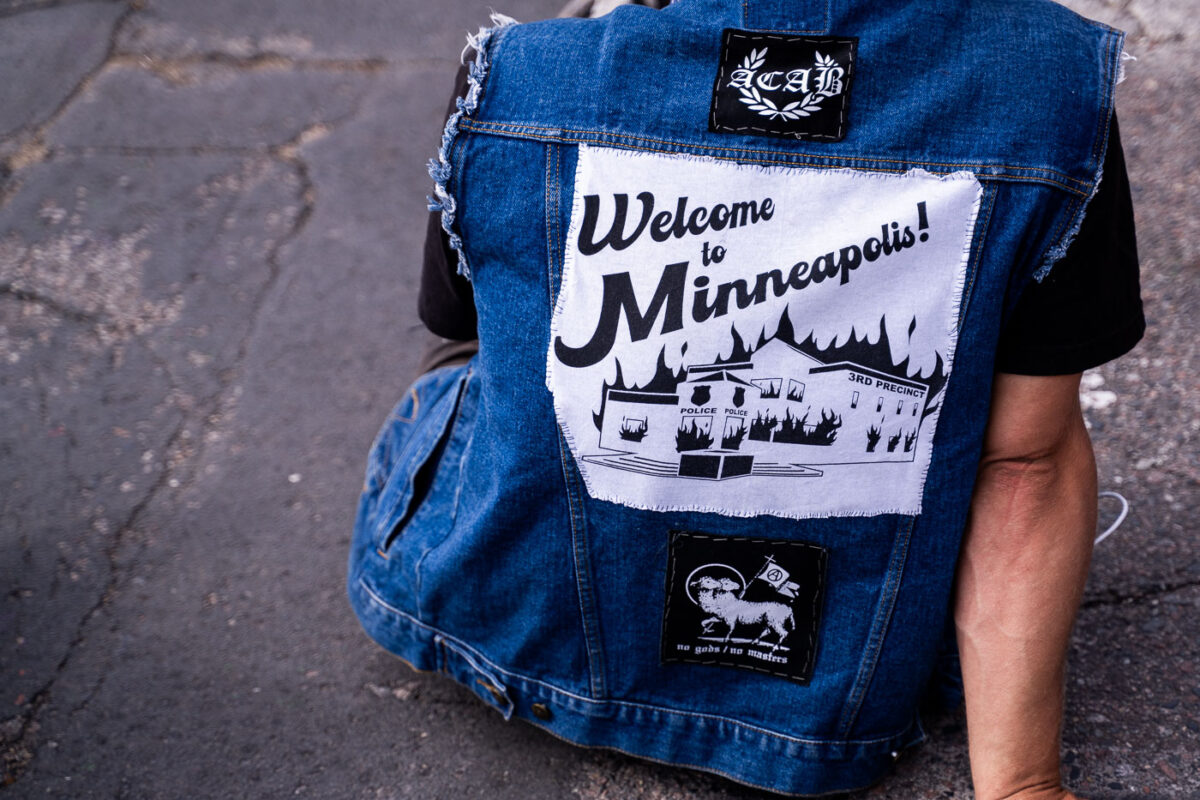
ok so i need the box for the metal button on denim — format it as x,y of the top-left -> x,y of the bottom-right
531,702 -> 552,721
478,680 -> 505,706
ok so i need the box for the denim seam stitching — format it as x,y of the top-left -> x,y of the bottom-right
545,144 -> 555,306
554,145 -> 564,296
409,369 -> 473,614
957,185 -> 998,330
1040,193 -> 1082,276
448,374 -> 477,526
371,379 -> 463,552
463,118 -> 1084,176
365,389 -> 420,496
458,119 -> 1091,194
746,27 -> 828,34
835,515 -> 917,737
742,0 -> 831,35
555,144 -> 565,295
394,386 -> 420,423
528,727 -> 892,798
1034,28 -> 1123,279
473,126 -> 1086,195
356,576 -> 914,750
556,429 -> 607,699
472,128 -> 1088,195
1091,31 -> 1121,165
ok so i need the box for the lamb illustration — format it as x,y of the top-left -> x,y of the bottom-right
690,576 -> 794,651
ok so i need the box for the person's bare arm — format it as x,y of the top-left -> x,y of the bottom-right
955,372 -> 1097,800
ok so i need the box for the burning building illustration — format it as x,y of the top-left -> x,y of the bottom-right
583,315 -> 942,481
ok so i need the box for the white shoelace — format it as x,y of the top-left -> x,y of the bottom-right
1095,491 -> 1130,545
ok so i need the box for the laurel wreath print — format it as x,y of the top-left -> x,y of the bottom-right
734,48 -> 840,121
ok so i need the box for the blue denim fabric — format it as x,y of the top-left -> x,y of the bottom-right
349,0 -> 1124,794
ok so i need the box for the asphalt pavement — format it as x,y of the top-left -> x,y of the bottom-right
1,0 -> 1197,797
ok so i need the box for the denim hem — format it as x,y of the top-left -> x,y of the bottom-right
349,574 -> 924,796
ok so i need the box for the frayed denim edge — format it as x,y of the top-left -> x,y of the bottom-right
1033,30 -> 1126,282
426,13 -> 518,282
1117,49 -> 1135,86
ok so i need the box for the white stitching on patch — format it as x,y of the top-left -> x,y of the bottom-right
548,145 -> 981,520
711,31 -> 855,141
662,532 -> 827,682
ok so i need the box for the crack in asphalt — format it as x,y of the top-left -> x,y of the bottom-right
1092,0 -> 1194,44
3,3 -> 145,775
0,0 -> 117,22
0,173 -> 17,210
0,406 -> 185,786
1124,0 -> 1190,43
1082,577 -> 1200,609
50,145 -> 273,157
39,115 -> 337,734
0,0 -> 346,785
111,51 -> 389,75
0,2 -> 137,178
60,334 -> 184,722
0,282 -> 102,323
44,105 -> 367,161
6,127 -> 335,764
18,125 -> 326,716
136,146 -> 321,501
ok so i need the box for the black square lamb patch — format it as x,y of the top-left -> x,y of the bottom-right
710,29 -> 856,142
662,530 -> 828,684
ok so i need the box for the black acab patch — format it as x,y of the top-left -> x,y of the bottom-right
662,530 -> 828,684
710,29 -> 857,142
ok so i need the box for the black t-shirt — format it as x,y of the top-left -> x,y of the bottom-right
419,70 -> 1144,375
992,115 -> 1145,374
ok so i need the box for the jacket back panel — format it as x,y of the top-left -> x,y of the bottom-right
349,0 -> 1123,793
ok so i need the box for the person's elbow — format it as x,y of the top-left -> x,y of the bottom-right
969,372 -> 1098,549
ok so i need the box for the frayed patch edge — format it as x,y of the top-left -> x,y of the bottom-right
544,145 -> 989,522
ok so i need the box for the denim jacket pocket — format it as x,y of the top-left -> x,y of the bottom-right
363,365 -> 471,554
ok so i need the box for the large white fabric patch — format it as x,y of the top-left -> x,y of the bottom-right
548,146 -> 981,519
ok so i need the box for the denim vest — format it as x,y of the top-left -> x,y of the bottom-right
349,1 -> 1123,793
